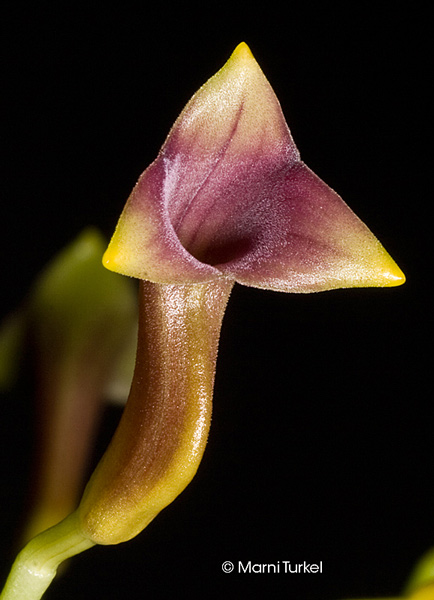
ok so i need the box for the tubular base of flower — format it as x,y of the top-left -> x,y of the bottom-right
0,512 -> 94,600
77,278 -> 233,544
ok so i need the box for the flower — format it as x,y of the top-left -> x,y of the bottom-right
77,42 -> 404,545
103,42 -> 404,292
0,43 -> 405,600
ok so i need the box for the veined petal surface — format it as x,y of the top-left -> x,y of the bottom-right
104,43 -> 404,292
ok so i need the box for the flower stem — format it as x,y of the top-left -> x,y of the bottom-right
0,512 -> 94,600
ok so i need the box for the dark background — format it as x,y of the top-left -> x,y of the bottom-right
1,2 -> 431,599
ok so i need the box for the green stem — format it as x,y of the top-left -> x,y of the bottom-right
0,511 -> 94,600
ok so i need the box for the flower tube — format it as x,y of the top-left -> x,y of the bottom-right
0,42 -> 404,600
78,278 -> 233,543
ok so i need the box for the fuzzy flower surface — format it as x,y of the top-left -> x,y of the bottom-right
103,42 -> 404,291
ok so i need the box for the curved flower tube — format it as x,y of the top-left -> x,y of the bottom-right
1,43 -> 405,600
78,278 -> 232,543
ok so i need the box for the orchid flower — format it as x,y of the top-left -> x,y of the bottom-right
1,42 -> 404,600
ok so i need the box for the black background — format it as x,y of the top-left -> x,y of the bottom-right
1,2 -> 431,599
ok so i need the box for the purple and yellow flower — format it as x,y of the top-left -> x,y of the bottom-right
0,42 -> 405,600
103,42 -> 404,292
77,42 -> 404,545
